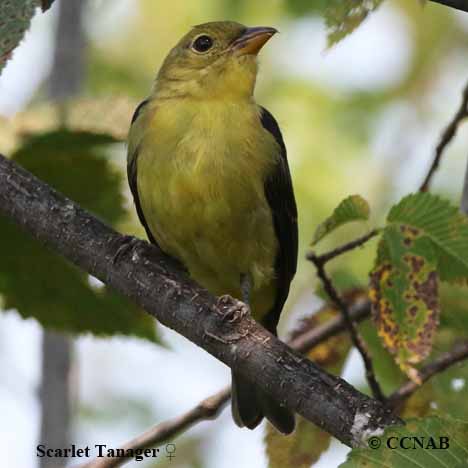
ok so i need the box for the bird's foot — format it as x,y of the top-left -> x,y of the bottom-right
218,295 -> 250,323
112,235 -> 140,265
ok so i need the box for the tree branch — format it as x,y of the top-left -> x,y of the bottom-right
289,297 -> 371,353
308,253 -> 385,402
387,340 -> 468,407
419,80 -> 468,192
428,0 -> 468,13
0,153 -> 400,447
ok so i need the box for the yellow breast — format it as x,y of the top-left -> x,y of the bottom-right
137,98 -> 279,318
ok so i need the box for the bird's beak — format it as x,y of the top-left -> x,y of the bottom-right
230,26 -> 278,56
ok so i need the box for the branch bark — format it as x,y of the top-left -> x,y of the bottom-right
0,153 -> 401,447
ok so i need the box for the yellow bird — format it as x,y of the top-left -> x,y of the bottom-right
127,21 -> 298,434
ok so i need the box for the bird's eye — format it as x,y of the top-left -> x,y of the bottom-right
192,35 -> 214,53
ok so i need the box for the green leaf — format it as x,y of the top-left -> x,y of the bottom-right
312,194 -> 370,245
325,0 -> 385,46
283,0 -> 384,45
0,130 -> 162,344
0,1 -> 37,74
265,306 -> 351,467
11,131 -> 124,222
388,193 -> 468,285
339,416 -> 468,467
370,226 -> 439,381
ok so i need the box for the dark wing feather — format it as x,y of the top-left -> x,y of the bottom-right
260,106 -> 298,333
131,98 -> 149,124
127,99 -> 158,245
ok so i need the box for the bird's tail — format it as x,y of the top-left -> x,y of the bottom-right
231,370 -> 295,434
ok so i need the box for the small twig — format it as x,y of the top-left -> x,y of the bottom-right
308,254 -> 385,401
419,80 -> 468,192
289,297 -> 371,353
306,229 -> 380,265
77,388 -> 231,468
387,340 -> 468,407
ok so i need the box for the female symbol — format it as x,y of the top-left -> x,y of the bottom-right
165,443 -> 176,461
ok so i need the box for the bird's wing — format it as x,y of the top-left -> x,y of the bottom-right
259,106 -> 298,333
127,99 -> 158,245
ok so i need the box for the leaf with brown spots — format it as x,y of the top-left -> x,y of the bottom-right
388,193 -> 468,285
370,193 -> 468,381
370,226 -> 440,382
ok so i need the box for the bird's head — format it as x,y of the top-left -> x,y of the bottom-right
153,21 -> 277,100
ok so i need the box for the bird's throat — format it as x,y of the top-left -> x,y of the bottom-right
153,54 -> 258,101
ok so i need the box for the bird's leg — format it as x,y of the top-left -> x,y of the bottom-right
219,274 -> 251,323
240,273 -> 251,306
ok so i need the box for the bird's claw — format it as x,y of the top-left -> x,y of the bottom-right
112,235 -> 140,265
218,296 -> 250,323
